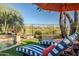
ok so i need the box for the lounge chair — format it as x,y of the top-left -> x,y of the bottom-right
16,32 -> 79,56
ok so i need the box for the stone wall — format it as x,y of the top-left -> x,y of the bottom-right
0,35 -> 22,44
0,35 -> 14,39
0,35 -> 14,44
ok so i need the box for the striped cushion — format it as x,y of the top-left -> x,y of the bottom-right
48,40 -> 69,56
39,40 -> 54,45
48,32 -> 79,56
42,45 -> 55,56
39,39 -> 62,46
67,32 -> 79,42
16,39 -> 70,56
16,44 -> 45,56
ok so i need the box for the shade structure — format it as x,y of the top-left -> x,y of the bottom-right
36,3 -> 79,11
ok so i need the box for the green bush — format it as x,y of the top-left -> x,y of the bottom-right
34,30 -> 42,39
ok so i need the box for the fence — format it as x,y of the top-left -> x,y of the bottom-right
24,24 -> 62,36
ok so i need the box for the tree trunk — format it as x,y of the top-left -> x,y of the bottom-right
65,11 -> 78,35
64,12 -> 67,36
4,19 -> 7,33
73,11 -> 78,33
65,12 -> 74,35
59,12 -> 67,38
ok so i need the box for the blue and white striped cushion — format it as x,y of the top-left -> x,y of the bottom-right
48,40 -> 68,56
16,44 -> 45,56
48,32 -> 79,56
39,40 -> 54,45
16,39 -> 70,56
67,32 -> 79,42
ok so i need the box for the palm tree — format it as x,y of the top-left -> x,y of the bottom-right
0,4 -> 24,35
8,10 -> 24,34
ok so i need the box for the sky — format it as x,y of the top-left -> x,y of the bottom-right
7,3 -> 76,25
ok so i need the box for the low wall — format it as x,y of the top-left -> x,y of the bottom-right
0,35 -> 14,39
0,35 -> 21,44
0,35 -> 14,44
0,35 -> 22,51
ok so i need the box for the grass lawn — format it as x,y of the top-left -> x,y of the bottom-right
0,38 -> 39,56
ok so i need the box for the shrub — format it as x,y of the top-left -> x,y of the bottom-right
34,30 -> 42,40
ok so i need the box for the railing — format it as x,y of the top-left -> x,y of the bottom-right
24,24 -> 63,36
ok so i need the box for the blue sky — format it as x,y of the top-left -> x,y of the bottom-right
7,3 -> 76,25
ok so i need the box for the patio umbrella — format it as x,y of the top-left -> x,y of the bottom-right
36,3 -> 79,11
36,3 -> 79,38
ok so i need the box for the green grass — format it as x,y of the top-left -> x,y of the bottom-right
0,38 -> 39,56
0,46 -> 23,56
